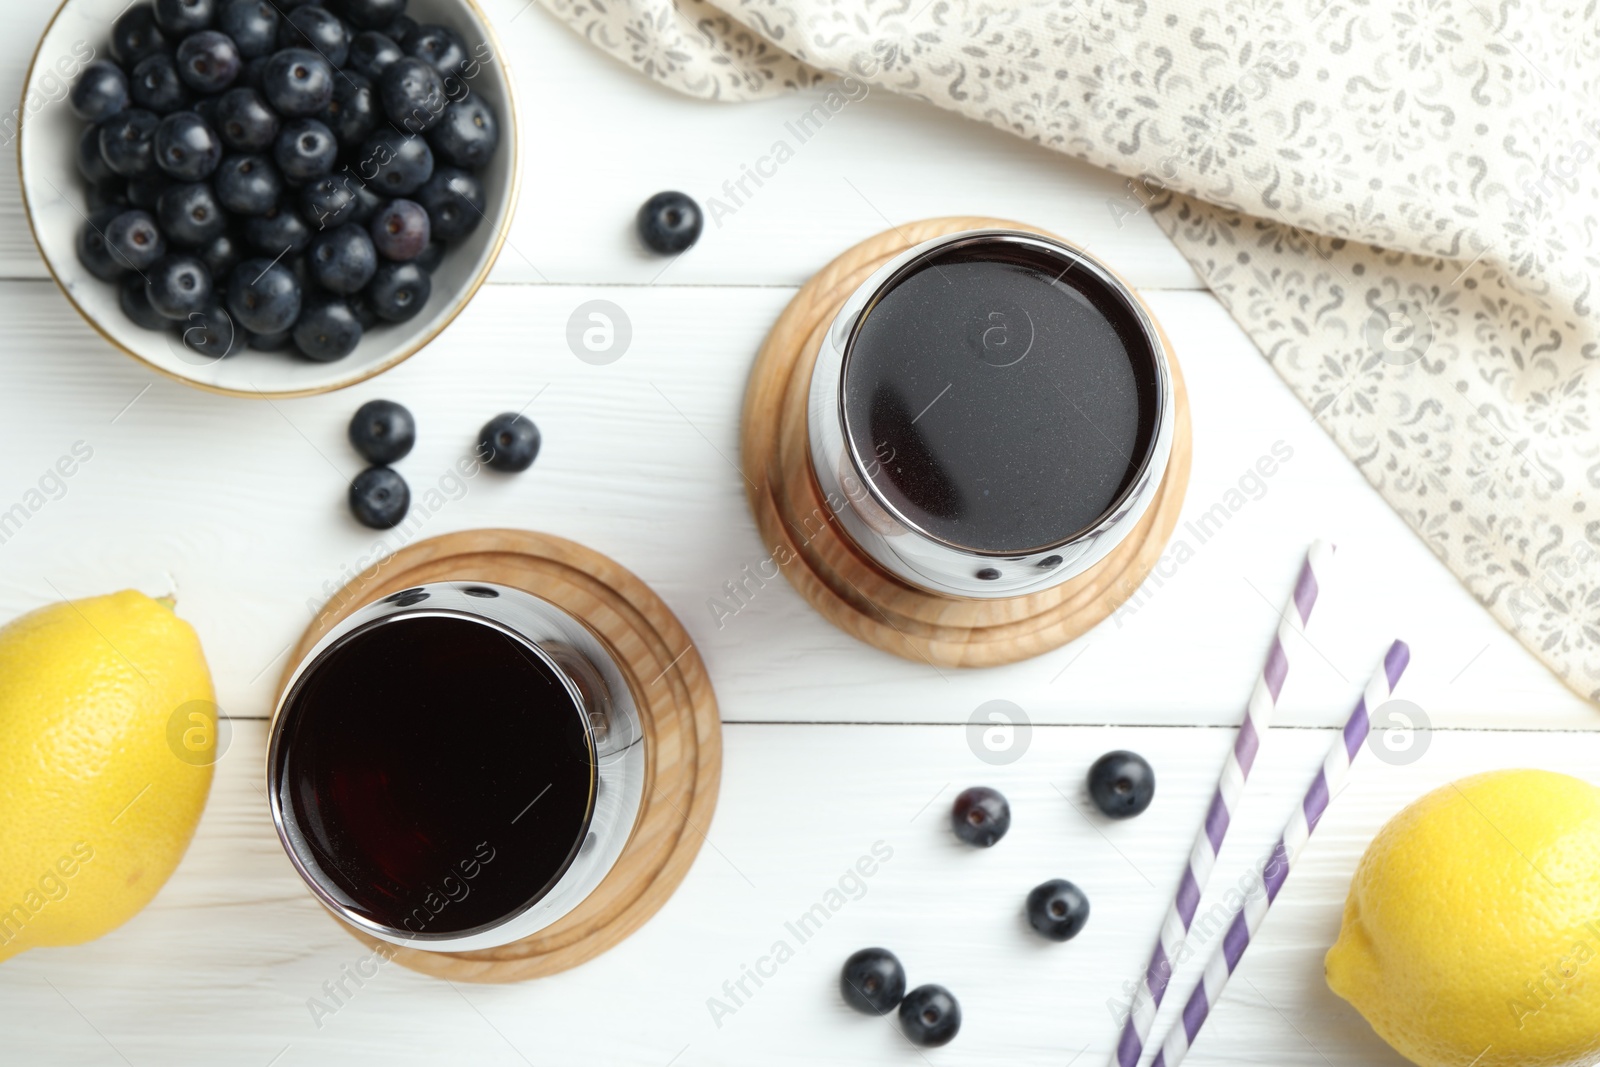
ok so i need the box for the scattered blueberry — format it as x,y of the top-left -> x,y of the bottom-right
840,948 -> 906,1016
369,198 -> 429,261
428,94 -> 496,169
367,259 -> 429,322
478,412 -> 540,473
1087,750 -> 1155,819
414,166 -> 482,241
214,153 -> 281,214
294,296 -> 362,360
899,985 -> 960,1047
637,191 -> 702,255
99,108 -> 162,178
130,52 -> 193,114
153,0 -> 216,36
262,48 -> 334,117
348,398 -> 415,464
176,30 -> 241,93
157,181 -> 227,246
215,86 -> 280,150
154,110 -> 222,180
69,60 -> 130,122
348,465 -> 409,528
227,257 -> 302,333
146,254 -> 214,319
105,209 -> 167,270
951,786 -> 1011,848
1025,878 -> 1090,942
217,0 -> 280,59
273,117 -> 337,180
379,56 -> 445,133
309,223 -> 377,293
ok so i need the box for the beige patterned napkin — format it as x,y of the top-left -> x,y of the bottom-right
538,0 -> 1600,703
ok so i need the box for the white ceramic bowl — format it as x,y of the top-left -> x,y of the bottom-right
18,0 -> 518,398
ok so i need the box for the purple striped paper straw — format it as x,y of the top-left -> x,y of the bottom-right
1111,541 -> 1334,1067
1148,639 -> 1410,1067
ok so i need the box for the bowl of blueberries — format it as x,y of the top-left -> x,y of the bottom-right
20,0 -> 517,397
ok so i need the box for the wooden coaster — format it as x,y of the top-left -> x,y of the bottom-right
276,528 -> 721,982
741,217 -> 1192,668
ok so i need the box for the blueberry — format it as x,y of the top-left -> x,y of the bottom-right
70,61 -> 130,123
478,412 -> 540,473
198,229 -> 245,277
175,30 -> 240,93
119,273 -> 169,329
104,209 -> 167,270
414,166 -> 483,242
348,466 -> 408,528
341,0 -> 406,30
369,198 -> 429,261
379,57 -> 446,134
193,94 -> 223,130
226,258 -> 303,333
77,125 -> 116,184
413,240 -> 444,272
307,222 -> 374,292
174,302 -> 240,360
951,786 -> 1011,848
111,5 -> 170,67
99,108 -> 162,178
1086,750 -> 1155,819
348,399 -> 415,464
127,173 -> 171,210
216,87 -> 280,151
359,130 -> 433,195
262,48 -> 334,117
367,259 -> 430,322
278,6 -> 350,67
1025,878 -> 1090,942
347,31 -> 402,80
245,201 -> 312,254
218,0 -> 280,58
299,173 -> 360,229
346,180 -> 383,225
322,72 -> 378,149
87,180 -> 129,213
382,14 -> 418,45
294,297 -> 362,361
76,208 -> 127,281
899,985 -> 960,1047
637,191 -> 702,254
840,948 -> 906,1016
352,294 -> 379,329
130,52 -> 194,114
246,327 -> 293,350
428,94 -> 496,169
404,24 -> 467,78
239,54 -> 271,91
154,110 -> 221,180
146,254 -> 213,319
157,181 -> 227,246
153,0 -> 215,35
215,153 -> 282,215
274,117 -> 337,181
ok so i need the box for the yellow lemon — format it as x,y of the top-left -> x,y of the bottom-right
1326,769 -> 1600,1067
0,591 -> 215,963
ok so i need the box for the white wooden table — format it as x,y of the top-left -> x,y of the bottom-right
1,3 -> 1594,1064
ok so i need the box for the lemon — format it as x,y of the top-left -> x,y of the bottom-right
0,591 -> 215,963
1326,769 -> 1600,1067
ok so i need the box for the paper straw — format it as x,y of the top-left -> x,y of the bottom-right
1148,639 -> 1410,1067
1111,541 -> 1334,1067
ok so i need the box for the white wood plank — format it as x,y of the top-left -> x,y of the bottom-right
2,719 -> 1590,1065
0,0 -> 1201,289
0,280 -> 1585,728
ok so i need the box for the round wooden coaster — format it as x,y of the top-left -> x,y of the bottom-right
741,217 -> 1192,668
276,528 -> 721,982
